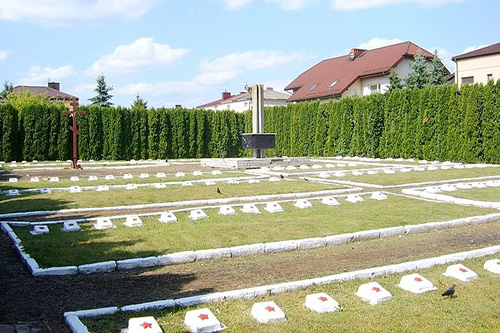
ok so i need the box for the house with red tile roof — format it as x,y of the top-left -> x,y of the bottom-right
452,42 -> 500,88
12,82 -> 78,107
197,87 -> 290,113
285,41 -> 435,103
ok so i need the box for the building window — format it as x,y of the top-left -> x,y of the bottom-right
308,83 -> 318,91
328,80 -> 338,88
462,76 -> 474,85
369,84 -> 381,94
487,74 -> 493,82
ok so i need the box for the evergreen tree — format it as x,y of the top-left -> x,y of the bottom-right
1,81 -> 13,99
406,50 -> 430,89
89,75 -> 113,107
131,93 -> 148,110
429,50 -> 448,86
387,68 -> 403,91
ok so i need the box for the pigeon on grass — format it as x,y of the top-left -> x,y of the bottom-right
442,284 -> 456,297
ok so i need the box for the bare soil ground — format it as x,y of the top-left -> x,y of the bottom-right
1,221 -> 499,332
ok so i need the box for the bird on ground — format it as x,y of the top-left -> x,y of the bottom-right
216,187 -> 221,194
280,174 -> 284,179
442,284 -> 456,297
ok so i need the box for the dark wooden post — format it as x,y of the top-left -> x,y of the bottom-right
63,99 -> 87,169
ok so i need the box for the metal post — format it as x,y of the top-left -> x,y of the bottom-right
251,84 -> 265,158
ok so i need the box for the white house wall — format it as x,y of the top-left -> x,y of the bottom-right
455,53 -> 500,88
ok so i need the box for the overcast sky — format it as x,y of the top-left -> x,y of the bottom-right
0,0 -> 497,108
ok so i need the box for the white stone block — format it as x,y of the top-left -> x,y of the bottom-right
195,248 -> 231,261
318,172 -> 331,178
268,176 -> 280,182
139,173 -> 150,179
427,166 -> 439,171
264,202 -> 284,213
105,175 -> 115,180
248,179 -> 260,184
64,307 -> 119,319
346,194 -> 363,203
241,204 -> 260,214
324,233 -> 353,246
400,168 -> 412,173
30,177 -> 40,182
486,180 -> 500,187
294,199 -> 312,209
159,212 -> 178,223
33,266 -> 78,276
128,316 -> 163,333
117,256 -> 159,270
286,165 -> 297,170
441,165 -> 452,170
88,176 -> 98,181
312,164 -> 323,169
97,185 -> 109,192
226,180 -> 239,184
272,166 -> 284,171
26,258 -> 39,273
299,164 -> 310,170
123,173 -> 134,179
398,273 -> 437,294
9,177 -> 18,183
321,196 -> 340,206
31,225 -> 49,235
94,218 -> 115,230
7,189 -> 20,196
69,186 -> 82,193
126,184 -> 138,190
184,308 -> 226,333
305,293 -> 340,313
440,184 -> 456,192
383,169 -> 395,174
70,176 -> 80,182
334,171 -> 346,177
156,172 -> 166,178
264,240 -> 297,253
336,163 -> 346,168
352,171 -> 363,176
121,300 -> 175,312
370,192 -> 388,200
155,183 -> 166,189
367,170 -> 378,175
158,251 -> 196,265
483,259 -> 500,274
379,226 -> 405,238
193,170 -> 203,176
356,282 -> 392,305
78,261 -> 117,274
443,264 -> 479,282
251,301 -> 286,324
62,221 -> 81,232
352,230 -> 380,242
182,182 -> 193,186
219,205 -> 236,215
230,243 -> 265,257
296,237 -> 326,250
205,180 -> 216,186
211,170 -> 222,175
65,315 -> 88,333
189,209 -> 208,220
124,215 -> 143,227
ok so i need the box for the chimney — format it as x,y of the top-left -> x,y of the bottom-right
349,48 -> 366,60
48,82 -> 60,91
222,91 -> 231,100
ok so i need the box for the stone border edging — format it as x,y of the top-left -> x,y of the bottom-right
402,188 -> 500,209
63,244 -> 500,333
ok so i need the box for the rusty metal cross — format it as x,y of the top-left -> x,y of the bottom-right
63,99 -> 86,169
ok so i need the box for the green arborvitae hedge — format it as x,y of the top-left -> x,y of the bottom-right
0,82 -> 499,163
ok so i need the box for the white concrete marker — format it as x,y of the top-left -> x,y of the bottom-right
312,164 -> 323,169
286,165 -> 297,170
159,212 -> 178,223
455,183 -> 472,189
182,182 -> 193,186
97,185 -> 110,192
319,172 -> 331,178
70,176 -> 80,182
483,259 -> 500,274
30,177 -> 40,182
226,180 -> 239,184
370,192 -> 388,201
443,264 -> 479,282
384,169 -> 395,174
205,181 -> 216,186
62,221 -> 81,232
346,194 -> 364,203
414,167 -> 426,172
8,178 -> 18,183
337,163 -> 346,167
7,189 -> 20,196
248,179 -> 260,184
398,273 -> 437,294
94,218 -> 116,230
155,183 -> 166,189
189,209 -> 208,220
334,171 -> 346,177
49,177 -> 60,182
69,186 -> 82,193
126,184 -> 138,190
272,166 -> 284,171
427,166 -> 439,171
322,196 -> 340,206
352,171 -> 363,176
486,180 -> 500,187
128,316 -> 163,333
40,188 -> 50,194
367,170 -> 378,175
139,173 -> 150,178
305,292 -> 340,313
156,172 -> 166,178
251,301 -> 287,324
184,308 -> 226,333
219,205 -> 236,215
31,225 -> 49,235
299,165 -> 310,170
356,282 -> 393,305
88,176 -> 98,181
123,174 -> 134,179
212,170 -> 222,175
264,202 -> 284,213
441,165 -> 452,170
400,168 -> 412,173
440,184 -> 456,192
124,216 -> 143,227
269,177 -> 281,182
294,199 -> 312,209
241,204 -> 260,214
193,170 -> 203,176
105,175 -> 115,180
419,160 -> 428,164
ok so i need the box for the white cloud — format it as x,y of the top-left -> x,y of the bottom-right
115,81 -> 204,97
0,0 -> 160,25
266,0 -> 313,10
86,38 -> 190,75
332,0 -> 466,10
357,37 -> 404,50
215,0 -> 253,9
19,65 -> 74,85
461,44 -> 489,54
0,50 -> 8,61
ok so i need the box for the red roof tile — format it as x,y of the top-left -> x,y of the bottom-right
12,85 -> 78,101
196,92 -> 247,108
452,42 -> 500,61
285,41 -> 433,102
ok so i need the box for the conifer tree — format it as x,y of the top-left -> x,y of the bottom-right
1,81 -> 13,99
388,68 -> 403,91
406,50 -> 430,89
429,50 -> 448,86
89,75 -> 113,107
131,93 -> 148,110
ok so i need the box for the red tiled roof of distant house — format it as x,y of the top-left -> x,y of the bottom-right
452,42 -> 500,61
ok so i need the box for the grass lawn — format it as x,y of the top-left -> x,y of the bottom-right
445,188 -> 500,202
340,167 -> 500,186
13,195 -> 497,267
82,255 -> 500,332
0,179 -> 341,213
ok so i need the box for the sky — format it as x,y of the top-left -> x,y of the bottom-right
0,0 -> 498,108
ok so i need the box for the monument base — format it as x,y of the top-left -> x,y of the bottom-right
201,157 -> 311,170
